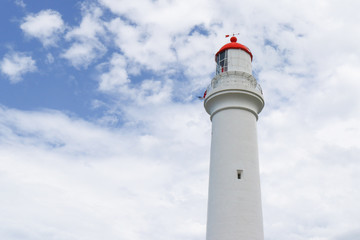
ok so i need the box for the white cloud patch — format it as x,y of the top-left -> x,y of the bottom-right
62,41 -> 106,69
14,0 -> 26,8
0,103 -> 210,240
98,53 -> 172,105
98,53 -> 129,91
62,4 -> 106,69
0,52 -> 36,83
105,17 -> 176,72
20,9 -> 64,47
46,53 -> 54,64
99,0 -> 220,96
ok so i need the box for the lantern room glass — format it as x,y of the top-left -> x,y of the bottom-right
216,50 -> 228,75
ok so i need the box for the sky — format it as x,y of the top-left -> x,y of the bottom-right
0,0 -> 359,239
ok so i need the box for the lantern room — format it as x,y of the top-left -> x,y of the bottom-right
215,36 -> 253,75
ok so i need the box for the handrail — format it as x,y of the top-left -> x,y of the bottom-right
206,71 -> 263,95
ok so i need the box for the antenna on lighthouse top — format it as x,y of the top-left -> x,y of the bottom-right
225,33 -> 240,38
225,33 -> 240,43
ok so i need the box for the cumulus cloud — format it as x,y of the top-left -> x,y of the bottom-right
97,53 -> 173,106
62,41 -> 106,69
97,0 -> 221,99
0,103 -> 210,240
46,53 -> 54,64
101,0 -> 217,75
0,52 -> 36,83
20,9 -> 65,47
14,0 -> 26,8
98,53 -> 129,92
62,4 -> 106,68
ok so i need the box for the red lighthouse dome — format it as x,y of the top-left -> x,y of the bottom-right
215,36 -> 253,61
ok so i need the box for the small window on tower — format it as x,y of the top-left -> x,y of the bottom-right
237,170 -> 243,179
216,50 -> 228,75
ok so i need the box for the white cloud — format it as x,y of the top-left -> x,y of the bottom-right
101,0 -> 219,85
0,52 -> 36,83
0,103 -> 210,240
98,53 -> 129,92
98,52 -> 173,106
99,0 -> 214,28
62,3 -> 106,68
20,9 -> 64,47
46,53 -> 54,64
66,4 -> 105,41
62,41 -> 106,69
14,0 -> 26,8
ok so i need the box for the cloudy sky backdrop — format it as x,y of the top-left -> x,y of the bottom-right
0,0 -> 359,239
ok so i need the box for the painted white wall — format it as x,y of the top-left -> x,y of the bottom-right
204,48 -> 264,240
227,49 -> 252,74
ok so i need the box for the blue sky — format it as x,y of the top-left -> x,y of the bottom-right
1,1 -> 95,116
1,0 -> 360,240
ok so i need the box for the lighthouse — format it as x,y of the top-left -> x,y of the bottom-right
204,36 -> 265,240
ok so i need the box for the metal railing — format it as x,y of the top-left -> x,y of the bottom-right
206,71 -> 263,95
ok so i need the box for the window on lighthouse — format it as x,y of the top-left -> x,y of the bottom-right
237,170 -> 243,179
216,50 -> 228,75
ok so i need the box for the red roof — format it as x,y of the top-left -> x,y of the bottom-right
215,36 -> 253,61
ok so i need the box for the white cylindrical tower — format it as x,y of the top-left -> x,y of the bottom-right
204,36 -> 265,240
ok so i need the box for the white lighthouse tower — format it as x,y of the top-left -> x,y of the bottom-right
204,36 -> 265,240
